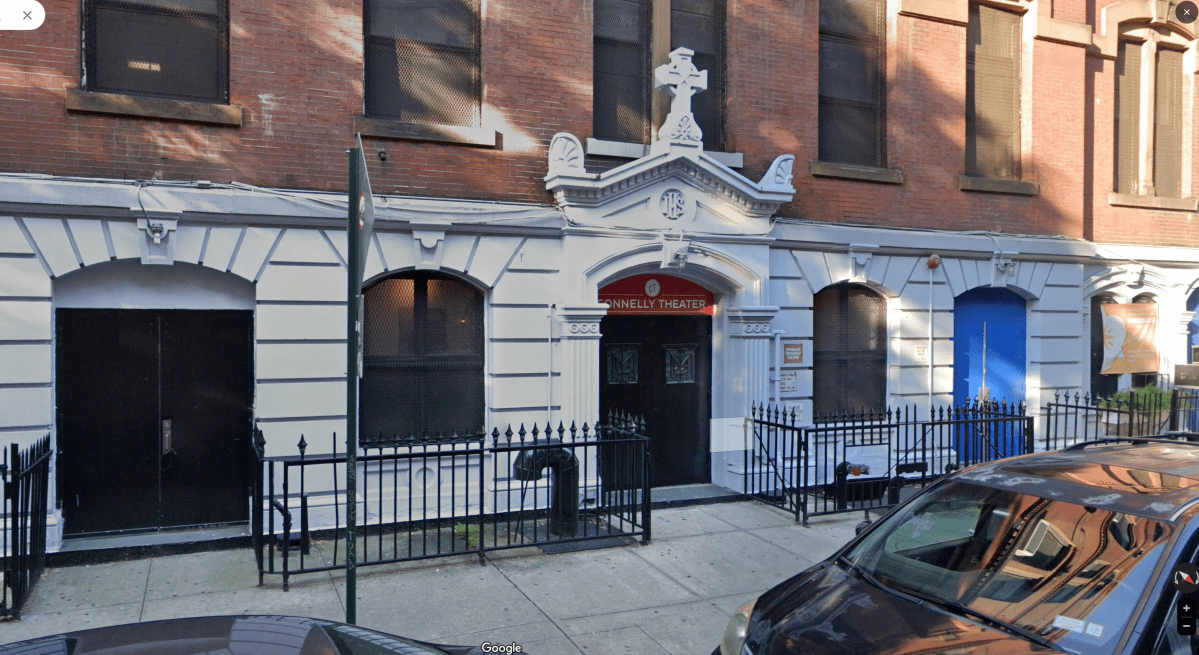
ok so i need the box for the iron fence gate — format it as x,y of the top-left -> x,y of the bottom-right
252,414 -> 650,590
1,435 -> 52,617
746,402 -> 1032,525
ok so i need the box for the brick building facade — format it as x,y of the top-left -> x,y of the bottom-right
0,0 -> 1197,544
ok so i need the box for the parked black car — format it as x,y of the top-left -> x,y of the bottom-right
0,615 -> 488,655
717,437 -> 1199,655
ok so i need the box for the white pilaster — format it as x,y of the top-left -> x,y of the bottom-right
557,304 -> 609,429
728,306 -> 780,413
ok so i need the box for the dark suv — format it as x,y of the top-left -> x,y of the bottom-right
716,437 -> 1199,655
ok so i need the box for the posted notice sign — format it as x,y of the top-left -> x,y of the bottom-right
600,274 -> 715,315
1100,302 -> 1160,374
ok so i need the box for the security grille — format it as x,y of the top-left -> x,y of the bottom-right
1115,40 -> 1142,194
594,0 -> 651,143
365,0 -> 481,127
1154,47 -> 1184,199
671,0 -> 725,150
813,284 -> 886,416
361,272 -> 484,444
966,4 -> 1021,180
818,0 -> 886,167
84,0 -> 228,103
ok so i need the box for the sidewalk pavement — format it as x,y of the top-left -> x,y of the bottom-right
0,501 -> 863,655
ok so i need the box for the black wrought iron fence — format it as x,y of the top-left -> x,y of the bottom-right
252,415 -> 650,590
1,435 -> 52,617
1042,390 -> 1171,450
746,401 -> 1032,526
1170,387 -> 1199,432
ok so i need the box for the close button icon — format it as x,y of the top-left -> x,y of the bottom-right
1178,1 -> 1197,24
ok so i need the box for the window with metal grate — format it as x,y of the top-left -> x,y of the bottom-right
594,0 -> 652,144
1154,47 -> 1184,199
1115,40 -> 1143,195
593,0 -> 725,149
84,0 -> 228,103
365,0 -> 481,127
818,0 -> 886,167
813,283 -> 887,416
361,272 -> 485,444
965,3 -> 1021,180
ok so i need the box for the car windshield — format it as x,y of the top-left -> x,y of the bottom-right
842,480 -> 1174,655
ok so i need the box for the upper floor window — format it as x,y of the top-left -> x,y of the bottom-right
813,283 -> 887,416
818,0 -> 886,167
1115,28 -> 1189,199
365,0 -> 481,127
84,0 -> 229,103
966,3 -> 1022,180
593,0 -> 726,149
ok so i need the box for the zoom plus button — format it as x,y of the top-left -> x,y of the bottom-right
1178,1 -> 1197,24
1180,598 -> 1196,636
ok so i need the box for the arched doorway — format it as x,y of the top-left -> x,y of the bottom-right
1090,295 -> 1118,398
598,274 -> 714,487
55,260 -> 254,535
361,271 -> 485,443
953,287 -> 1026,407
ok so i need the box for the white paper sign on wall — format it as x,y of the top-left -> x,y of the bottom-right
780,371 -> 798,393
914,344 -> 929,365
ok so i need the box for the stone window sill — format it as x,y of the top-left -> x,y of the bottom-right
1108,192 -> 1199,212
810,160 -> 904,184
353,116 -> 496,147
959,175 -> 1039,195
586,138 -> 744,169
64,89 -> 242,126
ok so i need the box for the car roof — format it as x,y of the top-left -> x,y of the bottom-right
951,436 -> 1199,522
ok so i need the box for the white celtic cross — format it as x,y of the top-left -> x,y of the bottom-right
655,48 -> 708,117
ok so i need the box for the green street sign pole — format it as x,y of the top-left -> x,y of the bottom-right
345,135 -> 375,626
345,146 -> 360,625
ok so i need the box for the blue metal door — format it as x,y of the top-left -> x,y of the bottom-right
953,288 -> 1027,460
953,287 -> 1027,407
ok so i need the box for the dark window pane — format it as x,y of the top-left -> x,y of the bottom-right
362,272 -> 484,443
966,4 -> 1021,179
819,39 -> 879,104
820,0 -> 881,37
86,0 -> 227,103
1115,40 -> 1142,194
594,0 -> 649,143
1154,47 -> 1183,199
671,0 -> 725,150
819,0 -> 884,166
818,99 -> 879,166
814,284 -> 887,416
365,0 -> 480,126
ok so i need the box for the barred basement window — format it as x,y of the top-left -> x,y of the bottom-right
818,0 -> 886,167
593,0 -> 726,149
1115,26 -> 1191,200
361,272 -> 484,444
966,3 -> 1022,180
365,0 -> 481,127
813,283 -> 886,416
84,0 -> 229,103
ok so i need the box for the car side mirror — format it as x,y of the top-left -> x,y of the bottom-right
855,520 -> 872,536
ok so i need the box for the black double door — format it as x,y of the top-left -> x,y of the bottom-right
57,309 -> 253,535
600,315 -> 712,487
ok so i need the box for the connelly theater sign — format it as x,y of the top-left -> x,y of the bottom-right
600,274 -> 715,315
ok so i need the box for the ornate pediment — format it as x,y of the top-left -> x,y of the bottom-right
545,48 -> 795,236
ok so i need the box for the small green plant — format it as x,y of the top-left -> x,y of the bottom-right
455,522 -> 481,548
1098,384 -> 1171,411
